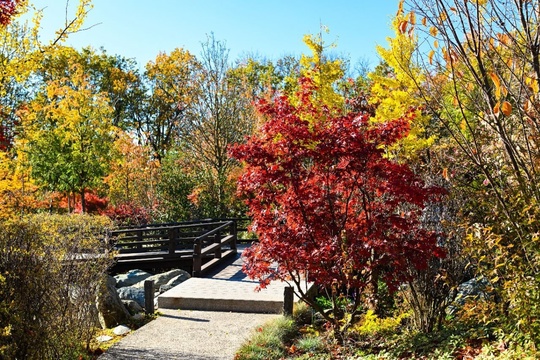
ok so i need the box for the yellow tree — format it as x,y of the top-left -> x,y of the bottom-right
0,0 -> 93,218
369,5 -> 435,159
135,48 -> 200,161
20,63 -> 117,212
282,29 -> 347,115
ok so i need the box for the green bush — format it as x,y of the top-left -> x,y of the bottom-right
0,214 -> 114,359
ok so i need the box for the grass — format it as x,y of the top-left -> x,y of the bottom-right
234,303 -> 540,360
234,316 -> 297,360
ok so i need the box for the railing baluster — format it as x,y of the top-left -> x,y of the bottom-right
231,220 -> 237,253
214,229 -> 222,259
193,238 -> 202,277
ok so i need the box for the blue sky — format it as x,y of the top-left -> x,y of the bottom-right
31,1 -> 399,69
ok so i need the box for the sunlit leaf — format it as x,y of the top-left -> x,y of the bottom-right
399,20 -> 409,34
501,101 -> 512,116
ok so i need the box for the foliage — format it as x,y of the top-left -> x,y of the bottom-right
402,0 -> 540,342
369,9 -> 435,159
234,316 -> 297,360
0,213 -> 114,359
0,0 -> 21,26
39,46 -> 143,130
19,62 -> 117,212
0,149 -> 38,220
155,149 -> 197,221
230,77 -> 445,340
135,47 -> 199,161
353,310 -> 408,337
105,133 -> 160,211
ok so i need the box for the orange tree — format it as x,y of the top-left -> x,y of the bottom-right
230,78 -> 446,341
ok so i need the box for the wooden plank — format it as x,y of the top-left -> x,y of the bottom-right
220,234 -> 235,245
199,249 -> 236,275
116,250 -> 192,260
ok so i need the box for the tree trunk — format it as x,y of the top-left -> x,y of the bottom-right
80,189 -> 86,213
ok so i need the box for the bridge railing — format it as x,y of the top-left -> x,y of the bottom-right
192,220 -> 237,277
110,220 -> 239,276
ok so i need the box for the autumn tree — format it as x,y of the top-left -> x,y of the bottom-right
230,78 -> 445,341
20,63 -> 117,212
181,34 -> 255,217
134,48 -> 199,161
39,46 -> 143,130
0,0 -> 93,218
369,8 -> 435,158
399,0 -> 540,339
104,132 -> 159,209
0,0 -> 21,26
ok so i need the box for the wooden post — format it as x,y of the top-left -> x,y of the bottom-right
144,280 -> 155,314
168,228 -> 177,255
283,286 -> 294,316
231,221 -> 238,253
193,239 -> 202,277
137,230 -> 142,250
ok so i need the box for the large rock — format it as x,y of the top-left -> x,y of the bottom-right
114,269 -> 152,288
122,299 -> 144,315
117,286 -> 146,308
96,275 -> 131,329
132,269 -> 190,290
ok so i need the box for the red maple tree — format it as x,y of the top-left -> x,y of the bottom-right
0,0 -> 21,26
230,78 -> 445,338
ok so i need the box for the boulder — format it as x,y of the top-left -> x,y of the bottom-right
122,299 -> 144,315
117,286 -> 146,308
454,277 -> 490,305
132,269 -> 190,290
159,271 -> 191,293
96,275 -> 131,329
114,269 -> 152,288
447,277 -> 491,315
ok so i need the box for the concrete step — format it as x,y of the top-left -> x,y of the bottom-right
157,277 -> 308,313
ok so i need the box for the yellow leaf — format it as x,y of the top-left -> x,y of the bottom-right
429,50 -> 435,65
530,79 -> 540,94
409,11 -> 416,25
430,26 -> 438,36
442,168 -> 449,181
440,11 -> 448,22
501,101 -> 512,116
397,0 -> 404,16
490,72 -> 501,99
434,40 -> 439,49
422,17 -> 427,26
493,102 -> 500,117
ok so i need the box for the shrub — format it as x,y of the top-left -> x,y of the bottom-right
0,214 -> 114,359
235,316 -> 297,360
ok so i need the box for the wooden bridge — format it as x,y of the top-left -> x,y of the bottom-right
109,219 -> 250,277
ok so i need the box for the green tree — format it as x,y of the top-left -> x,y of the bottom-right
20,63 -> 117,212
39,46 -> 143,130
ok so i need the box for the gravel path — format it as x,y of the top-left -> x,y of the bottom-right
98,308 -> 279,359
